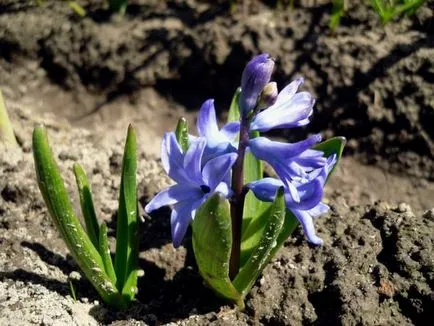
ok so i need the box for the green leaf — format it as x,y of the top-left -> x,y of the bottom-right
0,89 -> 18,147
314,136 -> 346,182
227,87 -> 241,123
32,126 -> 121,307
67,1 -> 86,17
108,0 -> 128,14
192,193 -> 243,308
114,125 -> 138,303
240,201 -> 271,266
73,163 -> 100,249
99,223 -> 117,285
270,209 -> 298,259
233,187 -> 285,298
330,0 -> 345,30
175,117 -> 189,153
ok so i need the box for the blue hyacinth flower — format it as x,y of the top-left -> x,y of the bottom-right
250,78 -> 314,132
195,99 -> 240,162
247,154 -> 337,245
248,134 -> 327,202
145,132 -> 237,247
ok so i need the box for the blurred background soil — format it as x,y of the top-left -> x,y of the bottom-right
0,0 -> 433,325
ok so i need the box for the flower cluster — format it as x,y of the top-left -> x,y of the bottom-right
146,53 -> 337,246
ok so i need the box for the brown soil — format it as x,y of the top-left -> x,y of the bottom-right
0,0 -> 433,325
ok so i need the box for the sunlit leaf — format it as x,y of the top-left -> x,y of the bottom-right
227,87 -> 241,123
192,193 -> 243,308
32,126 -> 121,307
114,125 -> 138,303
73,163 -> 100,249
233,187 -> 285,297
175,117 -> 189,153
99,223 -> 117,285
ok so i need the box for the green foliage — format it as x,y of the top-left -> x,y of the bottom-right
370,0 -> 426,24
330,0 -> 426,28
114,125 -> 139,302
35,0 -> 86,17
192,193 -> 244,308
33,125 -> 139,309
192,188 -> 287,309
108,0 -> 129,14
175,118 -> 189,153
0,89 -> 18,147
330,0 -> 346,30
233,187 -> 286,297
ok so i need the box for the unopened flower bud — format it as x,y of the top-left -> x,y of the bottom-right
240,54 -> 275,116
257,82 -> 278,110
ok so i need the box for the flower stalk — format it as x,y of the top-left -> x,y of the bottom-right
146,53 -> 345,309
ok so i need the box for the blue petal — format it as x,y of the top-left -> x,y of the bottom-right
171,198 -> 206,247
145,184 -> 202,213
220,121 -> 241,140
249,135 -> 322,184
249,135 -> 321,161
274,78 -> 304,106
247,178 -> 283,202
285,178 -> 323,210
202,142 -> 237,163
183,137 -> 206,185
325,154 -> 338,175
307,202 -> 329,219
292,209 -> 324,245
214,181 -> 232,198
197,99 -> 219,139
171,200 -> 194,248
161,132 -> 189,184
292,149 -> 327,171
202,152 -> 237,190
250,90 -> 314,132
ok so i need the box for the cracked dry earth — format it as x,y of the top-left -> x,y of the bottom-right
0,107 -> 433,325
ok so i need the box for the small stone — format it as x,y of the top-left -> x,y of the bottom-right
397,203 -> 411,213
68,271 -> 82,281
377,279 -> 395,298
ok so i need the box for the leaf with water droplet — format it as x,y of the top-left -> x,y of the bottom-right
233,187 -> 285,298
32,126 -> 122,308
73,163 -> 100,249
99,223 -> 117,285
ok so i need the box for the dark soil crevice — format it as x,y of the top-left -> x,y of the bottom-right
307,260 -> 342,325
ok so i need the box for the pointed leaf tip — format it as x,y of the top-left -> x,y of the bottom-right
175,117 -> 189,153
